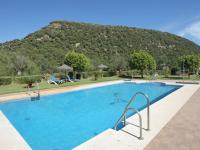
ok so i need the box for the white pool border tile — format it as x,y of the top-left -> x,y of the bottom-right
0,80 -> 199,150
0,111 -> 32,150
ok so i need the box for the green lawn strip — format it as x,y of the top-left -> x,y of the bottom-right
0,76 -> 122,95
157,75 -> 200,80
143,75 -> 200,80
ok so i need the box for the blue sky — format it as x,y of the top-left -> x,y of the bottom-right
0,0 -> 200,45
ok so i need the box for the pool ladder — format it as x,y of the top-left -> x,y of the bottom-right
26,82 -> 40,101
114,92 -> 150,140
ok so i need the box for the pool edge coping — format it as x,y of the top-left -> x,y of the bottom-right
0,111 -> 32,150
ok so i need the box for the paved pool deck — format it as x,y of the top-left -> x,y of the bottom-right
145,87 -> 200,150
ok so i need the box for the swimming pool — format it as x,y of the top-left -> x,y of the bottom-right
0,82 -> 181,150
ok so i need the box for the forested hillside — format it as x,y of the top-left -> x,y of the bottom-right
1,21 -> 200,75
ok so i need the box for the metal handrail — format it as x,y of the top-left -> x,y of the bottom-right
114,107 -> 143,139
26,82 -> 40,100
125,92 -> 150,130
114,92 -> 150,140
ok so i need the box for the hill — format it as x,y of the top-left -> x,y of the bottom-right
1,21 -> 200,75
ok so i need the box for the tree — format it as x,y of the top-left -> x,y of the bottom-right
178,55 -> 200,78
129,50 -> 156,78
25,61 -> 40,75
8,54 -> 40,76
109,54 -> 128,75
0,52 -> 9,76
9,54 -> 29,75
64,51 -> 91,73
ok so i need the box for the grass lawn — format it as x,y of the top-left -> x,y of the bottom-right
0,76 -> 123,95
0,75 -> 199,95
139,74 -> 199,80
156,75 -> 200,80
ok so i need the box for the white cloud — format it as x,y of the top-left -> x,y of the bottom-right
179,21 -> 200,40
159,16 -> 200,33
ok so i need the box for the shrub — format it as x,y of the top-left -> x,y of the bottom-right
119,71 -> 131,78
107,70 -> 117,77
101,71 -> 115,77
171,67 -> 178,75
82,72 -> 89,79
162,66 -> 170,77
16,75 -> 42,87
87,71 -> 95,78
93,71 -> 101,80
119,70 -> 138,78
102,71 -> 109,77
0,77 -> 12,85
76,73 -> 81,80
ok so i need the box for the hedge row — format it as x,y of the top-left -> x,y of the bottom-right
16,75 -> 42,85
0,75 -> 42,86
0,77 -> 12,85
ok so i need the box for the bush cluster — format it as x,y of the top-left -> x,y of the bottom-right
119,70 -> 139,78
102,70 -> 116,77
16,75 -> 42,87
0,77 -> 12,85
93,71 -> 102,80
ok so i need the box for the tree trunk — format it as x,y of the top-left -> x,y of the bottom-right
188,73 -> 190,79
118,69 -> 121,76
17,71 -> 22,76
141,70 -> 144,78
73,71 -> 76,79
29,83 -> 32,88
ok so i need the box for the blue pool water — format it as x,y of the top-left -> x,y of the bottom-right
0,82 -> 181,150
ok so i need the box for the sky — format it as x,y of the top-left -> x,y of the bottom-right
0,0 -> 200,45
